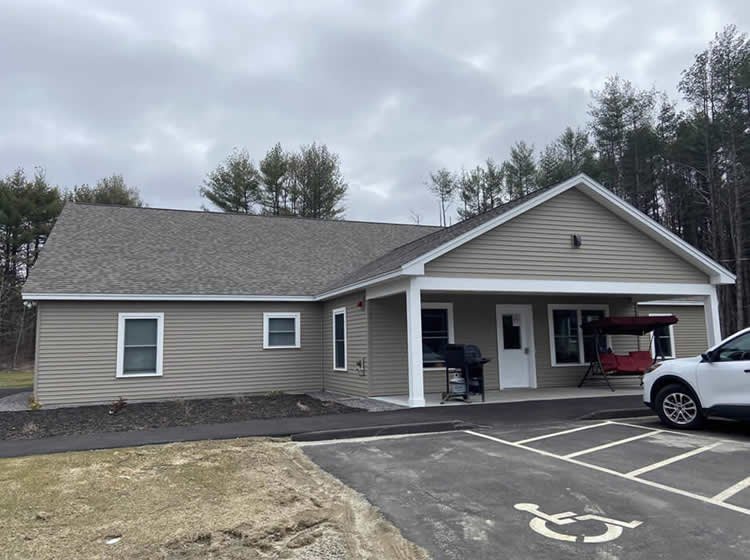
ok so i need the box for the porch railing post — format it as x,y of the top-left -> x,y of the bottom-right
704,285 -> 722,347
406,278 -> 425,407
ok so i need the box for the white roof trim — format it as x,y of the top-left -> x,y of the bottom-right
638,300 -> 705,307
415,276 -> 714,296
23,292 -> 316,302
399,174 -> 735,285
314,269 -> 406,301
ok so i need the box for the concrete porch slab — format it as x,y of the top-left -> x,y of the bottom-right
374,386 -> 644,408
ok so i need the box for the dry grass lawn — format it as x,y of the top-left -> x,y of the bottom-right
0,438 -> 429,559
0,370 -> 32,389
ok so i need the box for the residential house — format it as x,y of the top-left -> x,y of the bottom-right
22,175 -> 734,407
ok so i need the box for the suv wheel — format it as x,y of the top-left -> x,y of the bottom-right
655,384 -> 704,429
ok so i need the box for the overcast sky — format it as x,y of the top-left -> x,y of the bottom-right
1,1 -> 749,225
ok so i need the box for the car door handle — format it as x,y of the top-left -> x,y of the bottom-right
744,369 -> 750,373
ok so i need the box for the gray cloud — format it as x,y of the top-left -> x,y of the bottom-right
1,0 -> 748,223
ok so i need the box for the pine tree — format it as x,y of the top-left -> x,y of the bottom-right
537,127 -> 598,187
455,159 -> 505,220
287,143 -> 347,219
428,168 -> 455,226
200,149 -> 261,213
503,141 -> 537,198
68,174 -> 144,207
259,143 -> 290,216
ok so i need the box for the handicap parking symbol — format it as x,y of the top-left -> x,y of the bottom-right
514,503 -> 643,544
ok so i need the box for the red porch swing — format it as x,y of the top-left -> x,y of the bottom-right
578,315 -> 679,391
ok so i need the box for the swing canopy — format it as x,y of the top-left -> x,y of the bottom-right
581,315 -> 678,336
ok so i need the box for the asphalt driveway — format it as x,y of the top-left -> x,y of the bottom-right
303,420 -> 750,559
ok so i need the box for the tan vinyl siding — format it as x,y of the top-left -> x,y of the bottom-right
35,301 -> 323,406
638,304 -> 708,358
322,292 -> 369,397
368,294 -> 408,396
421,294 -> 632,389
425,187 -> 708,283
423,295 -> 500,393
367,293 -> 635,395
609,300 -> 641,354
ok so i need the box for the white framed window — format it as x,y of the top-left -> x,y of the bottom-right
263,312 -> 301,349
649,313 -> 676,359
332,307 -> 347,371
548,304 -> 609,367
421,302 -> 455,368
116,312 -> 164,378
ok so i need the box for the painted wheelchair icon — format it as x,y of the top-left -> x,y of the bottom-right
514,503 -> 643,543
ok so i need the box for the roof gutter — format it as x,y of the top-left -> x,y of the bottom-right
21,269 -> 408,302
313,268 -> 407,301
22,293 -> 317,302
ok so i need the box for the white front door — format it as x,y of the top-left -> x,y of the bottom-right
496,304 -> 536,389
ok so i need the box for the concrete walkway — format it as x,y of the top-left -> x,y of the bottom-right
0,387 -> 31,399
376,386 -> 643,407
0,391 -> 32,412
0,394 -> 649,458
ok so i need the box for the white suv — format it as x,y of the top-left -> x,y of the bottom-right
643,327 -> 750,429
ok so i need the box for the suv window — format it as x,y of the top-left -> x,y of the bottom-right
714,332 -> 750,362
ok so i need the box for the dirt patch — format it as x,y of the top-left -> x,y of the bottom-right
0,438 -> 429,559
0,394 -> 360,440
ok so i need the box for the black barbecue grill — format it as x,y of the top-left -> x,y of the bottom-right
442,344 -> 489,403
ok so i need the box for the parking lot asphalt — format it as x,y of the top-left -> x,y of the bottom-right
302,420 -> 750,559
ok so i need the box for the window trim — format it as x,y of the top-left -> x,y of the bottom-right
332,307 -> 347,371
116,312 -> 164,378
263,312 -> 301,349
547,304 -> 610,367
421,302 -> 455,369
649,313 -> 676,359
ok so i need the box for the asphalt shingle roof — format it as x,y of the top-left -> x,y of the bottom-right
23,204 -> 440,297
24,186 -> 555,298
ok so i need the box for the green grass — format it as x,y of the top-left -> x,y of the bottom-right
0,370 -> 32,389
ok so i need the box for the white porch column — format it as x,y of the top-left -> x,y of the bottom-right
704,285 -> 722,347
405,278 -> 425,407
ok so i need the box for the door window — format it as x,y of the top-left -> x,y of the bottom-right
502,314 -> 522,350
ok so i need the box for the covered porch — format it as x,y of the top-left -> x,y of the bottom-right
365,276 -> 721,407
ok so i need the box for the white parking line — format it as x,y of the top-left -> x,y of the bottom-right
296,430 -> 456,447
626,442 -> 722,478
608,420 -> 695,437
515,421 -> 612,444
565,431 -> 662,459
713,477 -> 750,504
465,430 -> 750,517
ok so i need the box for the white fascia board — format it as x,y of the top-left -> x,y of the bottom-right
637,300 -> 705,307
314,269 -> 406,301
415,276 -> 715,296
365,278 -> 410,300
397,173 -> 735,285
23,292 -> 316,302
